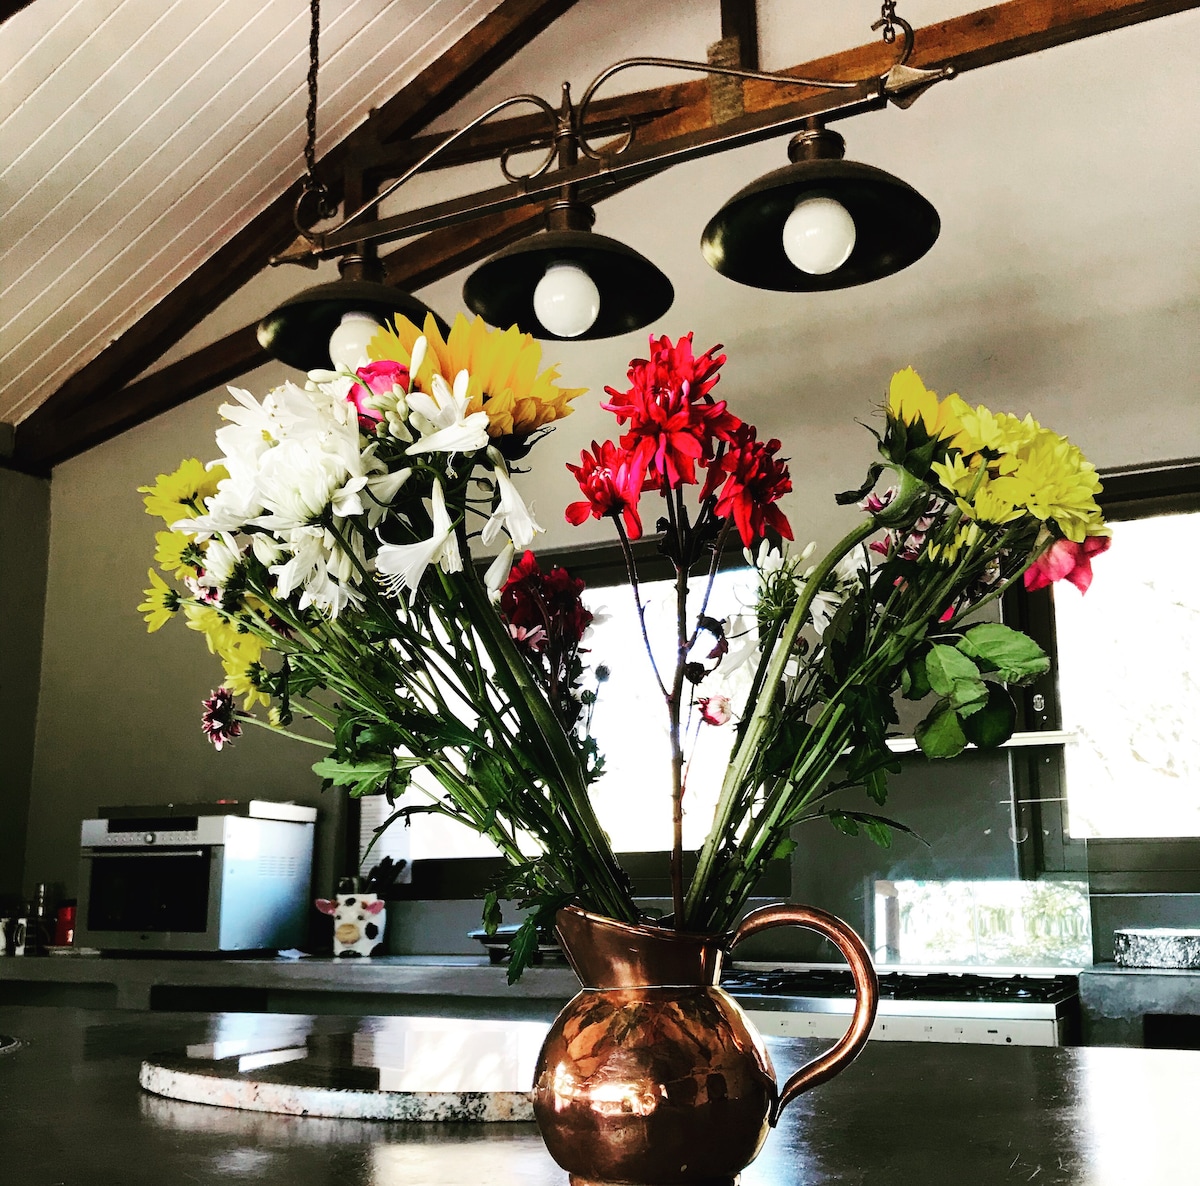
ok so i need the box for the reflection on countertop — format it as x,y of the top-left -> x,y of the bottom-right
2,1005 -> 1200,1184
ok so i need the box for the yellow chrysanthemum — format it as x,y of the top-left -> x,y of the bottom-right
139,458 -> 228,523
887,367 -> 963,444
927,520 -> 984,565
369,313 -> 585,438
137,569 -> 180,633
989,428 -> 1104,542
948,397 -> 1039,467
183,604 -> 264,667
223,657 -> 271,712
154,530 -> 206,578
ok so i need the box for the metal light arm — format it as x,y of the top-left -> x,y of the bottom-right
273,19 -> 950,267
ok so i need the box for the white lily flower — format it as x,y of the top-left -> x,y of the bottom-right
364,468 -> 412,528
484,541 -> 516,602
406,370 -> 489,456
375,480 -> 462,596
481,455 -> 541,549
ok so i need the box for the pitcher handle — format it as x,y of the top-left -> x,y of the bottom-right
728,903 -> 879,1125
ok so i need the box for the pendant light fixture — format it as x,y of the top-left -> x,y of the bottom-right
701,120 -> 940,291
462,85 -> 673,341
267,5 -> 954,340
257,0 -> 445,373
463,195 -> 674,341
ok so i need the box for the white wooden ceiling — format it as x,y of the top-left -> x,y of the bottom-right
0,0 -> 503,427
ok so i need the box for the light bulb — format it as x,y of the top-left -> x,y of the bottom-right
328,311 -> 383,370
781,196 -> 856,275
532,263 -> 600,338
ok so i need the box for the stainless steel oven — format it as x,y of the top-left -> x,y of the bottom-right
77,800 -> 317,953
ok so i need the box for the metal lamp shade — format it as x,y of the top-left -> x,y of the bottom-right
701,158 -> 940,291
257,279 -> 449,372
463,229 -> 674,341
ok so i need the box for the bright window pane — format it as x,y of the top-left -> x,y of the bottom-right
372,567 -> 758,864
1055,511 -> 1200,838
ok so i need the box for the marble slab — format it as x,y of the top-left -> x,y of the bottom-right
1114,928 -> 1200,970
139,1014 -> 548,1121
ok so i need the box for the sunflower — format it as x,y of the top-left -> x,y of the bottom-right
139,458 -> 228,524
137,569 -> 180,632
369,313 -> 585,440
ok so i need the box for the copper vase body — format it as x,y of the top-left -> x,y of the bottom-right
533,903 -> 878,1186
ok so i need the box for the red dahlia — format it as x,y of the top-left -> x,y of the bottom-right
702,423 -> 794,548
601,333 -> 739,492
565,440 -> 643,539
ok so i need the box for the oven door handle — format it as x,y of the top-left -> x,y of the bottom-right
83,849 -> 208,858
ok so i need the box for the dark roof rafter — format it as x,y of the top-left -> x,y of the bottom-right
8,0 -> 584,472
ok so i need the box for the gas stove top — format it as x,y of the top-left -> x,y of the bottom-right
723,964 -> 1081,1046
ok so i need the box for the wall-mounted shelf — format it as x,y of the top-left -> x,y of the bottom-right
885,730 -> 1076,755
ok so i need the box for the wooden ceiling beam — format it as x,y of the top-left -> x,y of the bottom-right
11,0 -> 584,460
11,0 -> 1199,473
10,203 -> 563,472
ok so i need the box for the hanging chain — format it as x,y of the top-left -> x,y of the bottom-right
298,0 -> 337,230
877,1 -> 899,44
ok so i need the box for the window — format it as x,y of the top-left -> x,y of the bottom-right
356,544 -> 760,880
1013,459 -> 1200,880
1055,510 -> 1200,839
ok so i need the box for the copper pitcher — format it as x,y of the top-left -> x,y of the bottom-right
532,903 -> 878,1186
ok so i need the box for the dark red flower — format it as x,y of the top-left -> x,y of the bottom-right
702,424 -> 794,548
601,333 -> 739,492
348,360 -> 409,432
565,440 -> 643,539
200,687 -> 241,751
1024,534 -> 1111,594
500,551 -> 592,650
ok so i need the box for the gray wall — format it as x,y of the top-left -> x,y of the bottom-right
21,366 -> 346,927
0,467 -> 50,905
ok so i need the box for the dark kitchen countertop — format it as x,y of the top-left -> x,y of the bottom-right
0,953 -> 580,1014
1,1004 -> 1195,1185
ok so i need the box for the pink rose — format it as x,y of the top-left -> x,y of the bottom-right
348,360 -> 409,432
1024,535 -> 1111,594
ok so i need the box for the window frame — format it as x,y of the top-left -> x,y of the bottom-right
1012,457 -> 1200,884
350,539 -> 786,901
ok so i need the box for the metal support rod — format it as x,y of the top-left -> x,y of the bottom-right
276,23 -> 924,266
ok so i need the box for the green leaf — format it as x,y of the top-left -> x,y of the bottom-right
961,685 -> 1018,748
914,700 -> 968,758
924,644 -> 988,713
770,838 -> 798,862
762,718 -> 812,779
862,819 -> 893,848
827,811 -> 860,837
901,653 -> 932,700
835,462 -> 885,506
505,917 -> 542,985
957,623 -> 1050,684
481,892 -> 502,935
311,755 -> 422,797
824,809 -> 925,847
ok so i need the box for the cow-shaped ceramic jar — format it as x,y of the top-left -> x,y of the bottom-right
315,893 -> 386,957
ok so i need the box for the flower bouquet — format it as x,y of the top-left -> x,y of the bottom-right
140,314 -> 1108,977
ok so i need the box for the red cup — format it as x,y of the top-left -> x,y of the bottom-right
54,905 -> 76,947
